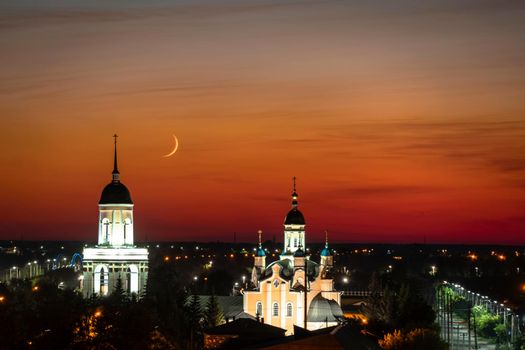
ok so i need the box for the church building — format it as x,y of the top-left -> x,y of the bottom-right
242,179 -> 343,334
82,136 -> 149,297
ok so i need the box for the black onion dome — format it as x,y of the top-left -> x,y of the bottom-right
293,248 -> 305,257
284,208 -> 305,225
99,181 -> 133,204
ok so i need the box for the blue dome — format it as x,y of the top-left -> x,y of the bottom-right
320,245 -> 331,257
256,247 -> 266,257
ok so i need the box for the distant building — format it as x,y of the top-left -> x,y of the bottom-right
81,136 -> 148,297
243,179 -> 343,334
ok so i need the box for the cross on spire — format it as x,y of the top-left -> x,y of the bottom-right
291,176 -> 298,209
258,230 -> 262,246
325,230 -> 329,246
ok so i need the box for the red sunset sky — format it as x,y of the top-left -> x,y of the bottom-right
1,1 -> 525,244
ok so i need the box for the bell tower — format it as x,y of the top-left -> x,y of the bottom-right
282,177 -> 306,257
97,134 -> 134,246
82,135 -> 148,298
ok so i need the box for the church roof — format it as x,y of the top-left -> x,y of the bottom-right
260,258 -> 320,282
307,294 -> 344,323
99,181 -> 133,204
204,318 -> 285,337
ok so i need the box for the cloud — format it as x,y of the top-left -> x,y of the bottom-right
320,118 -> 525,175
328,184 -> 443,197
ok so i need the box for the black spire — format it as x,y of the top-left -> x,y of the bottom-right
112,134 -> 120,183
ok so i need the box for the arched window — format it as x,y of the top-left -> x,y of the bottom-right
124,217 -> 131,242
256,302 -> 263,317
126,267 -> 132,293
286,303 -> 293,317
99,267 -> 108,295
273,302 -> 279,316
102,218 -> 110,243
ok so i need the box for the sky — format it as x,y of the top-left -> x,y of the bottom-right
1,0 -> 525,244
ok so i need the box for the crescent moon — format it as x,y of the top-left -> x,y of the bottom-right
163,135 -> 179,158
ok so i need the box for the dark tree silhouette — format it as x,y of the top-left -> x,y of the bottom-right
185,294 -> 203,350
204,294 -> 224,328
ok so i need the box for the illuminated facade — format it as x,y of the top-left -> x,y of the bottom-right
243,180 -> 343,334
82,136 -> 149,297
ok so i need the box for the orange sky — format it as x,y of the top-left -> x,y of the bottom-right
1,0 -> 525,243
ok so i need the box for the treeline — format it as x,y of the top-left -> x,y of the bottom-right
0,261 -> 222,350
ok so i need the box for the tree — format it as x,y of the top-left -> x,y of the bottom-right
109,275 -> 128,305
380,328 -> 448,350
185,295 -> 203,350
148,330 -> 179,350
204,294 -> 224,328
145,260 -> 187,347
365,274 -> 435,332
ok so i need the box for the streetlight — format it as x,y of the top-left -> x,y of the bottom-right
342,277 -> 349,293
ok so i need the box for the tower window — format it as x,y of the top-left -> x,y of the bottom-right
273,302 -> 279,317
99,267 -> 108,295
256,302 -> 262,317
286,303 -> 293,317
124,218 -> 131,242
126,267 -> 132,293
102,218 -> 110,243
